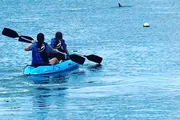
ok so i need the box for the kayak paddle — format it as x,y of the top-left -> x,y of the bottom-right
69,54 -> 85,65
2,28 -> 33,43
2,28 -> 86,65
84,54 -> 103,64
19,36 -> 34,43
54,52 -> 85,65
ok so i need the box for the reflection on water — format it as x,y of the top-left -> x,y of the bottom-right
31,85 -> 68,120
87,64 -> 102,71
27,75 -> 68,84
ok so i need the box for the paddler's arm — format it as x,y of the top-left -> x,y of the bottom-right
49,46 -> 68,60
24,40 -> 35,51
65,48 -> 69,56
63,41 -> 69,56
24,43 -> 32,51
52,49 -> 67,57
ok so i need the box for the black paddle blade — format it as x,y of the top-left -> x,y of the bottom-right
2,28 -> 19,38
69,54 -> 85,65
85,54 -> 103,64
19,36 -> 34,43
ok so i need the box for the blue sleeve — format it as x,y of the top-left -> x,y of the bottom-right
50,38 -> 56,49
29,43 -> 35,50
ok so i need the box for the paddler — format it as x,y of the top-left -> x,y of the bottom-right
50,32 -> 69,61
24,33 -> 59,67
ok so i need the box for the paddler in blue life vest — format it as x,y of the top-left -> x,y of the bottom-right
50,32 -> 69,61
24,33 -> 59,66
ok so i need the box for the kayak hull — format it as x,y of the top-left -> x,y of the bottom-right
24,60 -> 79,76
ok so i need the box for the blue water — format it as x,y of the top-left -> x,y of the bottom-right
1,0 -> 180,119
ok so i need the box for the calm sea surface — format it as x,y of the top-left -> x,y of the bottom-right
1,0 -> 180,119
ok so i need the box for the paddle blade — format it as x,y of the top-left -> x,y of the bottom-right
2,28 -> 19,38
69,54 -> 85,65
19,36 -> 34,43
85,54 -> 103,64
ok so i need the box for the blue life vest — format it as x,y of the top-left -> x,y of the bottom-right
30,42 -> 50,66
50,38 -> 67,53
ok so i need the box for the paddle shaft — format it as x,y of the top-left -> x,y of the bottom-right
2,28 -> 99,65
2,28 -> 34,43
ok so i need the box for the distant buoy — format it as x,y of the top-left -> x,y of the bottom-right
143,23 -> 150,27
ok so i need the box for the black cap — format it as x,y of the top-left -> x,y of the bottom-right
37,33 -> 44,44
55,32 -> 62,39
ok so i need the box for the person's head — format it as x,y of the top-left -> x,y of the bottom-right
55,32 -> 62,40
37,33 -> 44,44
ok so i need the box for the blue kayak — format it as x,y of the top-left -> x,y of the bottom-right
24,59 -> 79,76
